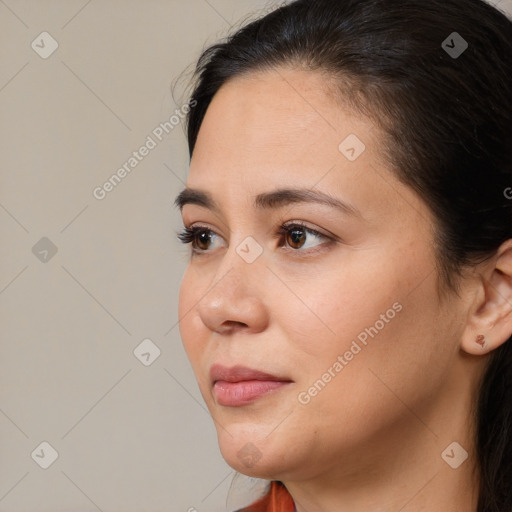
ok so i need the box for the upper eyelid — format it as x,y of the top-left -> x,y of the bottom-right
184,221 -> 330,238
278,222 -> 331,239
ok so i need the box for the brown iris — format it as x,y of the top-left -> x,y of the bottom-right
287,227 -> 307,249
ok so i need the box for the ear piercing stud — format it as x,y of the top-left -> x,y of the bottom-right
475,334 -> 486,348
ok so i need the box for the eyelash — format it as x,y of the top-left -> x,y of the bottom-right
176,221 -> 332,256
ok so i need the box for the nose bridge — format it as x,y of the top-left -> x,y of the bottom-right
211,234 -> 265,303
215,228 -> 266,284
196,234 -> 268,333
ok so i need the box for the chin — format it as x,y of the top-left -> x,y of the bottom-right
217,429 -> 294,480
222,450 -> 284,481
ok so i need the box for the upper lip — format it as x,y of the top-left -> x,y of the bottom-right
210,364 -> 293,384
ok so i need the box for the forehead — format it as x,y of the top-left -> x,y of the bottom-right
188,67 -> 379,186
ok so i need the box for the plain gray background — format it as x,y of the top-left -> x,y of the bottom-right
1,0 -> 511,511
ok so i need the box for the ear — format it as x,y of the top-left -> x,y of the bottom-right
461,239 -> 512,355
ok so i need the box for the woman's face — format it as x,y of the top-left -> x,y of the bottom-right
177,68 -> 476,482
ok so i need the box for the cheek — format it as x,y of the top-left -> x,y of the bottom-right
276,252 -> 408,361
286,242 -> 447,368
286,253 -> 452,426
177,268 -> 206,369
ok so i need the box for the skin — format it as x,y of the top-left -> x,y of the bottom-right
176,67 -> 512,512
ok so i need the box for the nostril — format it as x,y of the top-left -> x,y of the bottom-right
217,320 -> 248,333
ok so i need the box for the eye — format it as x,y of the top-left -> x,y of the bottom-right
176,221 -> 333,255
176,225 -> 225,253
274,221 -> 331,253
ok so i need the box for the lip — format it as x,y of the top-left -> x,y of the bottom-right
210,364 -> 293,407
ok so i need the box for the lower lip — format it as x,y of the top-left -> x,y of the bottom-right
213,380 -> 291,406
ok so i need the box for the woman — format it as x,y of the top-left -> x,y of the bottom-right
174,0 -> 512,510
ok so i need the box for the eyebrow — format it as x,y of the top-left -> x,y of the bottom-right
174,187 -> 360,217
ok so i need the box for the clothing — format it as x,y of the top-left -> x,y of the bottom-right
235,481 -> 295,512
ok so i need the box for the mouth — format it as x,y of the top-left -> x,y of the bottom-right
210,364 -> 293,407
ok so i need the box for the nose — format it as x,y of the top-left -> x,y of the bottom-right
195,244 -> 269,336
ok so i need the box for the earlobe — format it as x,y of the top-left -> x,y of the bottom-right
461,240 -> 512,356
462,332 -> 492,356
475,334 -> 486,348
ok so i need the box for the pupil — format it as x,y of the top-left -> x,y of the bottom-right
289,228 -> 305,248
198,231 -> 210,249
